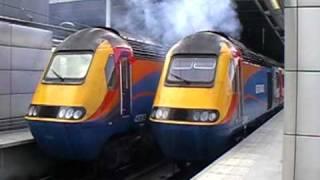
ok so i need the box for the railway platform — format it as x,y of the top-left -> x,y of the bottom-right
192,111 -> 283,180
0,129 -> 33,148
0,129 -> 55,179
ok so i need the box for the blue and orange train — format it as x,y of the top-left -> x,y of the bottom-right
149,31 -> 284,161
25,28 -> 165,167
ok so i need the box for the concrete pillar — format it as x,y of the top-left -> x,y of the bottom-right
284,0 -> 320,179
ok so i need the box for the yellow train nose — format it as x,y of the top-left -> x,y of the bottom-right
27,43 -> 114,123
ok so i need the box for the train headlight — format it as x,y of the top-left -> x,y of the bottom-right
162,109 -> 169,119
28,106 -> 35,116
65,108 -> 74,119
32,107 -> 39,117
193,111 -> 201,121
73,110 -> 84,120
209,112 -> 218,122
151,107 -> 219,123
57,107 -> 85,120
200,111 -> 209,122
58,107 -> 67,119
151,109 -> 157,119
154,108 -> 170,120
155,109 -> 163,119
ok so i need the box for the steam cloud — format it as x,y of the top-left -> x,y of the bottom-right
114,0 -> 242,44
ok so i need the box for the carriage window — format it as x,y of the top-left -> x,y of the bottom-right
166,55 -> 217,86
105,55 -> 116,89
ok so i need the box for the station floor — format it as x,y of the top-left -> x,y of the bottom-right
192,111 -> 283,180
0,129 -> 33,149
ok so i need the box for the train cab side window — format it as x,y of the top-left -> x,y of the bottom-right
105,55 -> 116,89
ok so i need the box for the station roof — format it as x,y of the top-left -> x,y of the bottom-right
234,0 -> 284,62
48,0 -> 285,62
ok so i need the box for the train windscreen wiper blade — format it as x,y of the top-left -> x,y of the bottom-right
170,72 -> 191,84
51,69 -> 65,82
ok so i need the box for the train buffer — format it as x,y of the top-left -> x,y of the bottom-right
192,111 -> 283,180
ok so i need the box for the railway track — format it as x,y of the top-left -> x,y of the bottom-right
40,159 -> 207,180
124,161 -> 178,180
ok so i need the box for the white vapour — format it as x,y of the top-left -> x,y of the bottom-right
114,0 -> 242,44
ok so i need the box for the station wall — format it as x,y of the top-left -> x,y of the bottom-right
0,21 -> 52,132
0,0 -> 49,23
49,0 -> 106,27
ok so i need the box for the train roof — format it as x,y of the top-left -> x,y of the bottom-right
55,27 -> 167,60
171,31 -> 223,55
204,31 -> 283,68
171,31 -> 283,68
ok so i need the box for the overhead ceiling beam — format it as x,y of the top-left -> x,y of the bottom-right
253,0 -> 284,44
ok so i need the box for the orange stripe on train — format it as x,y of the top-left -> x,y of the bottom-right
221,94 -> 239,124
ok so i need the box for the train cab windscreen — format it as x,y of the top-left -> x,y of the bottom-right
166,55 -> 217,86
43,52 -> 93,83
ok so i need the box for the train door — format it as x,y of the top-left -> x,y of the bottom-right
267,70 -> 273,110
119,53 -> 132,117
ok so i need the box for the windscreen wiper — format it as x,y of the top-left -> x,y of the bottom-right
51,69 -> 65,82
170,72 -> 191,84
